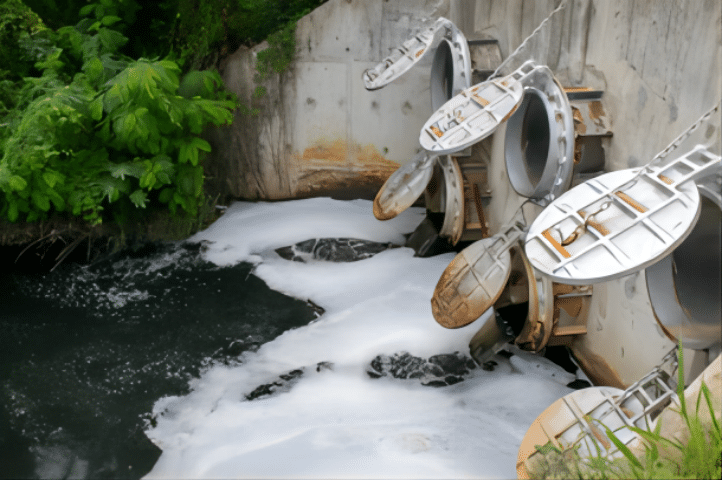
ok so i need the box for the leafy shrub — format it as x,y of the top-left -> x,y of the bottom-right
170,0 -> 326,73
0,0 -> 48,80
0,2 -> 236,225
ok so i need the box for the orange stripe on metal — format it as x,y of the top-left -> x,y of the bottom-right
430,126 -> 444,138
542,229 -> 572,259
563,86 -> 592,93
472,184 -> 489,238
415,48 -> 425,58
578,209 -> 610,236
615,191 -> 648,213
658,174 -> 674,185
587,220 -> 609,236
472,95 -> 490,107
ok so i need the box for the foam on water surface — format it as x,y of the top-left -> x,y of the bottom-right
145,198 -> 574,479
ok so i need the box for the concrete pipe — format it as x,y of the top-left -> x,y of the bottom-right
646,190 -> 722,350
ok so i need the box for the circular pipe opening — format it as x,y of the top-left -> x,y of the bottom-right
647,194 -> 722,349
672,196 -> 721,325
430,40 -> 455,111
504,88 -> 552,197
520,93 -> 551,185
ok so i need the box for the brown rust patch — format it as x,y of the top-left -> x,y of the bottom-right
620,406 -> 635,419
293,139 -> 400,199
471,184 -> 489,238
588,100 -> 606,121
658,174 -> 674,185
585,415 -> 612,450
415,48 -> 425,58
578,210 -> 610,236
430,125 -> 444,137
615,191 -> 648,213
563,86 -> 592,93
570,340 -> 627,389
571,105 -> 586,135
543,229 -> 571,259
372,193 -> 397,221
431,255 -> 487,329
472,94 -> 490,107
500,103 -> 519,124
574,141 -> 583,164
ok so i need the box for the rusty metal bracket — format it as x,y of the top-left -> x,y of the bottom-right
566,89 -> 612,172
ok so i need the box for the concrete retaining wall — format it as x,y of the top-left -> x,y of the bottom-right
205,0 -> 450,200
207,0 -> 720,202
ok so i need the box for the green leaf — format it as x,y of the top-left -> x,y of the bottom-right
85,56 -> 105,83
47,190 -> 65,210
140,171 -> 156,190
80,4 -> 97,17
179,142 -> 199,166
102,16 -> 122,26
8,176 -> 27,192
8,202 -> 19,222
158,188 -> 174,203
700,382 -> 720,436
96,176 -> 127,202
98,28 -> 128,54
534,442 -> 561,455
89,96 -> 104,121
602,424 -> 642,469
191,137 -> 211,152
193,165 -> 204,197
42,171 -> 64,189
108,162 -> 145,180
129,189 -> 148,208
179,173 -> 194,195
103,83 -> 125,113
31,191 -> 51,212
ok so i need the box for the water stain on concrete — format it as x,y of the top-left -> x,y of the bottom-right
292,139 -> 400,199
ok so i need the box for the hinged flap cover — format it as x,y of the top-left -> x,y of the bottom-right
525,146 -> 720,284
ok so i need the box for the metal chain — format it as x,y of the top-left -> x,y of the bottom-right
619,101 -> 720,189
558,101 -> 721,246
489,0 -> 569,80
648,101 -> 721,167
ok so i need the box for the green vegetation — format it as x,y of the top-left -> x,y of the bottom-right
1,1 -> 235,226
1,0 -> 327,233
529,346 -> 721,479
170,0 -> 325,73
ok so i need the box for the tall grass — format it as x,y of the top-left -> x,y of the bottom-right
528,346 -> 721,479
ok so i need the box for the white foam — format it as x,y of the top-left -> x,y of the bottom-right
144,198 -> 572,479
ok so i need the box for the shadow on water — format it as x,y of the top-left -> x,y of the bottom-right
0,242 -> 319,479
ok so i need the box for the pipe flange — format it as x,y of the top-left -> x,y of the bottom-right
438,155 -> 465,245
430,26 -> 472,110
363,17 -> 469,92
512,245 -> 555,353
504,65 -> 575,206
373,151 -> 438,220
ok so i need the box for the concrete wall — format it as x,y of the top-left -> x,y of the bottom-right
207,0 -> 720,202
206,0 -> 450,200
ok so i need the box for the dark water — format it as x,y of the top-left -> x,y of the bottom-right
0,242 -> 318,479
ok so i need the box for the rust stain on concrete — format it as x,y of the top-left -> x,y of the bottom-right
571,340 -> 627,389
292,139 -> 399,198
